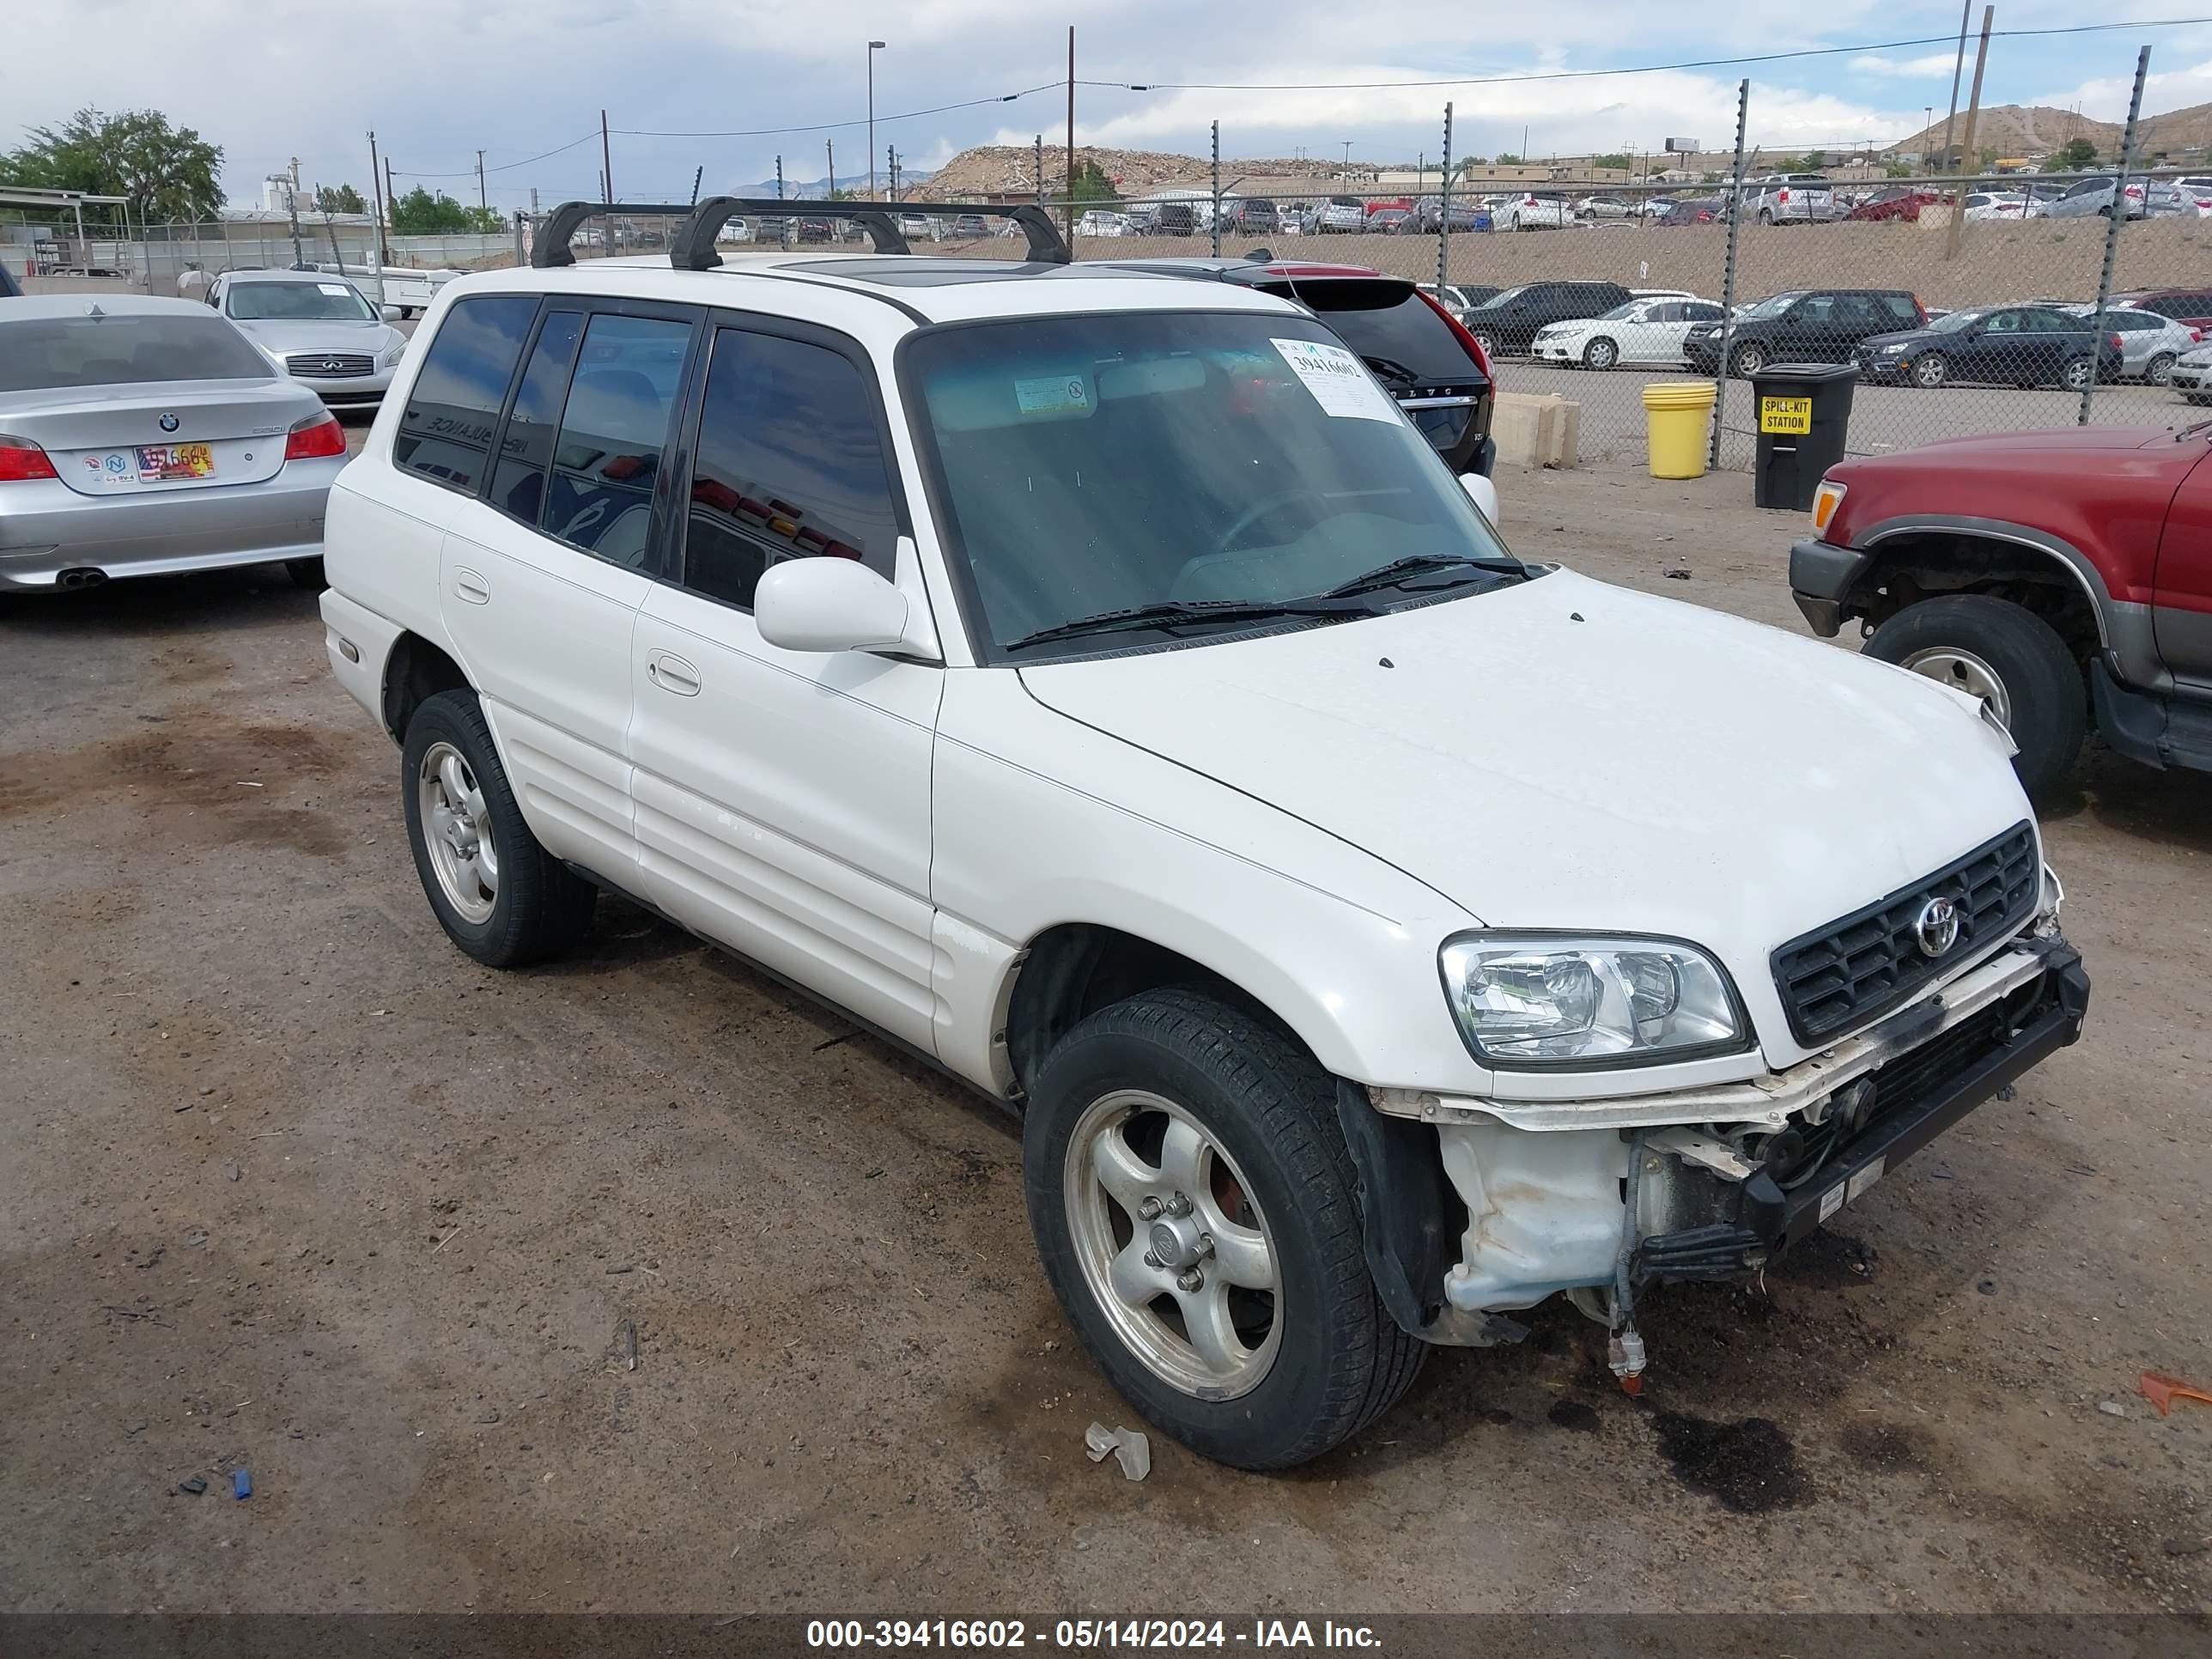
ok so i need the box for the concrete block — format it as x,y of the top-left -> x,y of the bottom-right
1492,391 -> 1583,469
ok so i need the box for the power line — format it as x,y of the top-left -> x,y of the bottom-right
392,131 -> 599,180
1079,17 -> 2212,93
613,82 -> 1061,138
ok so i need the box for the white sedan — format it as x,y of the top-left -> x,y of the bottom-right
1963,191 -> 2045,222
1532,295 -> 1728,370
1495,192 -> 1574,230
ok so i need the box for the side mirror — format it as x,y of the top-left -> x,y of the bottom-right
380,303 -> 403,321
1459,471 -> 1501,526
755,557 -> 936,659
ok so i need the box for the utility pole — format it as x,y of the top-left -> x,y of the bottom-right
285,155 -> 305,266
1036,134 -> 1045,208
1941,0 -> 1972,171
889,146 -> 899,201
776,155 -> 789,247
600,110 -> 612,205
366,131 -> 387,308
867,40 -> 885,199
1709,78 -> 1751,470
385,155 -> 398,221
1065,26 -> 1077,240
1437,102 -> 1453,295
826,138 -> 836,200
1943,5 -> 1995,260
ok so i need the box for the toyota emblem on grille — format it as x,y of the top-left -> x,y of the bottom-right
1914,896 -> 1961,958
158,413 -> 179,433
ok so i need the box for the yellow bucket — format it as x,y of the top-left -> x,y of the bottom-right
1641,380 -> 1718,480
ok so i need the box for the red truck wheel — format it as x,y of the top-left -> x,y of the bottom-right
1864,595 -> 2086,802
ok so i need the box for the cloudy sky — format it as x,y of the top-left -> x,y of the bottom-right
7,0 -> 2211,210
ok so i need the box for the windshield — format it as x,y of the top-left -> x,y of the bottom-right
0,313 -> 274,392
1468,285 -> 1528,311
227,280 -> 376,322
904,312 -> 1519,660
1739,292 -> 1803,319
1594,301 -> 1643,321
1928,308 -> 1985,333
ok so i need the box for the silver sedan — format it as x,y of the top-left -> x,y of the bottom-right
0,295 -> 349,593
207,269 -> 410,409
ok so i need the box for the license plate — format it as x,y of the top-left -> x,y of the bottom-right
1759,395 -> 1813,435
136,443 -> 216,481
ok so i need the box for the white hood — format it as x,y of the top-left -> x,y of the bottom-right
1018,568 -> 2034,1066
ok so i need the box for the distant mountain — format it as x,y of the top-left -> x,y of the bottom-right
728,169 -> 932,199
1879,105 -> 2121,162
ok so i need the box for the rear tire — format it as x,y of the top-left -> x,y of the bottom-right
2147,353 -> 2177,387
401,690 -> 597,967
1864,595 -> 2087,802
1022,988 -> 1425,1471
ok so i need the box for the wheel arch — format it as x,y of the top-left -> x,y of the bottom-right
380,630 -> 473,742
1842,518 -> 2144,680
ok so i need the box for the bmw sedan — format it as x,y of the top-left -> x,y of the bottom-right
0,295 -> 348,593
208,269 -> 410,409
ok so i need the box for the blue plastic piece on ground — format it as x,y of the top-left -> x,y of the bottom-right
233,1468 -> 252,1500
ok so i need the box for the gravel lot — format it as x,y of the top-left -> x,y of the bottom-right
3,456 -> 2209,1615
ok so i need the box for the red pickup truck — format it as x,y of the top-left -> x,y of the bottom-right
1789,422 -> 2212,799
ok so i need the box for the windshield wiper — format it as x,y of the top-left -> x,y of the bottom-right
1359,355 -> 1423,386
1003,596 -> 1377,653
1319,552 -> 1523,599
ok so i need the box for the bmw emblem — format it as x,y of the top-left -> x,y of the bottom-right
1914,896 -> 1962,959
158,413 -> 179,433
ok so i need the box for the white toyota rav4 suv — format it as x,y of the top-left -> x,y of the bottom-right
319,200 -> 2088,1470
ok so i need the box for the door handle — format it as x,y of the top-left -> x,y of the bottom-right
453,568 -> 491,605
648,653 -> 702,696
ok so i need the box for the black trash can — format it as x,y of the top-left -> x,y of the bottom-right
1749,362 -> 1857,511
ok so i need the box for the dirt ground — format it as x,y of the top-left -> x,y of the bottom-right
3,459 -> 2209,1617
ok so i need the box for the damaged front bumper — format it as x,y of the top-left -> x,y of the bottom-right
1359,931 -> 2088,1333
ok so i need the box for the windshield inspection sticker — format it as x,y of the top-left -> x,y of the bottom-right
1014,374 -> 1091,417
1271,337 -> 1400,423
316,283 -> 351,296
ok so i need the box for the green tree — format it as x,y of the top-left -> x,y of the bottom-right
1886,161 -> 1914,179
313,183 -> 366,216
1067,158 -> 1116,204
1493,151 -> 1522,166
0,106 -> 223,222
1978,144 -> 1999,170
1798,149 -> 1828,170
2054,137 -> 2099,170
1459,154 -> 1488,168
1592,152 -> 1631,171
390,185 -> 474,233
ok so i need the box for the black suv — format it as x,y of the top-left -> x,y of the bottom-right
1461,281 -> 1633,356
1092,256 -> 1497,477
1684,289 -> 1926,377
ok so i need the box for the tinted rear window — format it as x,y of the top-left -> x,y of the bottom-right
394,295 -> 538,495
1275,281 -> 1480,382
0,313 -> 272,392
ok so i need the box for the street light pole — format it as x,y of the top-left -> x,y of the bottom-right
1340,139 -> 1351,174
867,41 -> 886,199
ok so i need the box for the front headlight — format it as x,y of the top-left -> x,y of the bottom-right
380,337 -> 408,367
1881,343 -> 1910,353
1439,933 -> 1747,1066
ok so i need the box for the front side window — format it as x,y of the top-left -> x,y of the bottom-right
227,281 -> 375,322
542,313 -> 693,569
0,313 -> 272,392
904,312 -> 1522,660
679,327 -> 902,611
395,295 -> 538,492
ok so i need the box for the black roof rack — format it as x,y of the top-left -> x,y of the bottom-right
671,198 -> 1072,270
532,202 -> 697,269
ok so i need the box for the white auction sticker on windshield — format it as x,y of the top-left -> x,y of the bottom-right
316,283 -> 351,296
1271,337 -> 1400,423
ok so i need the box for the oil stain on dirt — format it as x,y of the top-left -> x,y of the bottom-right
1650,1411 -> 1811,1513
1838,1419 -> 1935,1474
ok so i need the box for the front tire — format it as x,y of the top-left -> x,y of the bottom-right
2061,356 -> 2095,392
2147,352 -> 2178,386
1912,352 -> 1950,390
1022,988 -> 1425,1471
1583,337 -> 1619,370
1730,342 -> 1766,377
1864,595 -> 2087,802
401,690 -> 597,967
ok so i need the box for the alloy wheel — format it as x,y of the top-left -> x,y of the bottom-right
418,741 -> 499,924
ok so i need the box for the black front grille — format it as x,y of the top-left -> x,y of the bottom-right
1772,822 -> 2039,1043
288,352 -> 374,378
